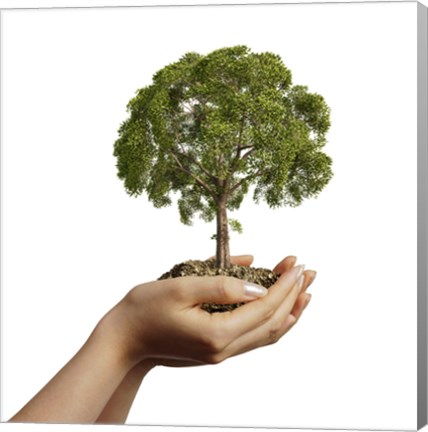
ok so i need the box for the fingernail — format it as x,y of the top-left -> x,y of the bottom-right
294,264 -> 305,279
244,282 -> 268,298
297,274 -> 305,289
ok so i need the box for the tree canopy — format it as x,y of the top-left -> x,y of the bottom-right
114,45 -> 333,268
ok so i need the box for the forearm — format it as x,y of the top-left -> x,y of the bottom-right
9,317 -> 134,424
96,359 -> 155,424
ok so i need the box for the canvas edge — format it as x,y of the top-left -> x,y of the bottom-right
418,2 -> 428,430
0,8 -> 4,424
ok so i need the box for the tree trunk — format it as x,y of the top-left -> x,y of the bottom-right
215,197 -> 230,268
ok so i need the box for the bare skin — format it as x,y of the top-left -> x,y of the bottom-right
10,255 -> 316,424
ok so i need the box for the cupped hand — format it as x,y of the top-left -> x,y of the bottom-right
107,255 -> 316,369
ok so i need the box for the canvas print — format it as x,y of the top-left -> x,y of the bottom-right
1,1 -> 427,431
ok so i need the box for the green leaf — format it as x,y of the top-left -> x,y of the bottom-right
229,218 -> 243,234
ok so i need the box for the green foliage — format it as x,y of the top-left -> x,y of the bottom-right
211,219 -> 243,241
228,219 -> 243,234
114,45 -> 333,228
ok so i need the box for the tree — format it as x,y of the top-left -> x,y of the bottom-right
113,45 -> 333,268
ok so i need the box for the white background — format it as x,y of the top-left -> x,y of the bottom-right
0,1 -> 422,431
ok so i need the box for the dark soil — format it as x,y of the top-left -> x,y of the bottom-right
158,259 -> 279,313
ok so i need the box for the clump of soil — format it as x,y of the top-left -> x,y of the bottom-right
158,259 -> 279,313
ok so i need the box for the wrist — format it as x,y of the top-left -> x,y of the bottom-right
97,298 -> 151,370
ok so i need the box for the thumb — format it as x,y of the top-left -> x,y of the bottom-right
178,275 -> 268,306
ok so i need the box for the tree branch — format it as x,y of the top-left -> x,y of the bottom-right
229,145 -> 256,183
235,117 -> 246,158
240,147 -> 256,161
228,169 -> 263,195
230,116 -> 254,176
169,152 -> 216,198
239,145 -> 254,152
176,145 -> 215,182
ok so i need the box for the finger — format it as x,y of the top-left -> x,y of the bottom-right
290,292 -> 312,322
271,292 -> 311,341
266,291 -> 311,344
254,264 -> 304,317
291,269 -> 316,297
214,264 -> 305,339
256,284 -> 312,344
301,270 -> 317,293
175,275 -> 268,306
231,255 -> 254,266
265,275 -> 308,332
205,255 -> 254,267
272,255 -> 297,275
215,283 -> 310,361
